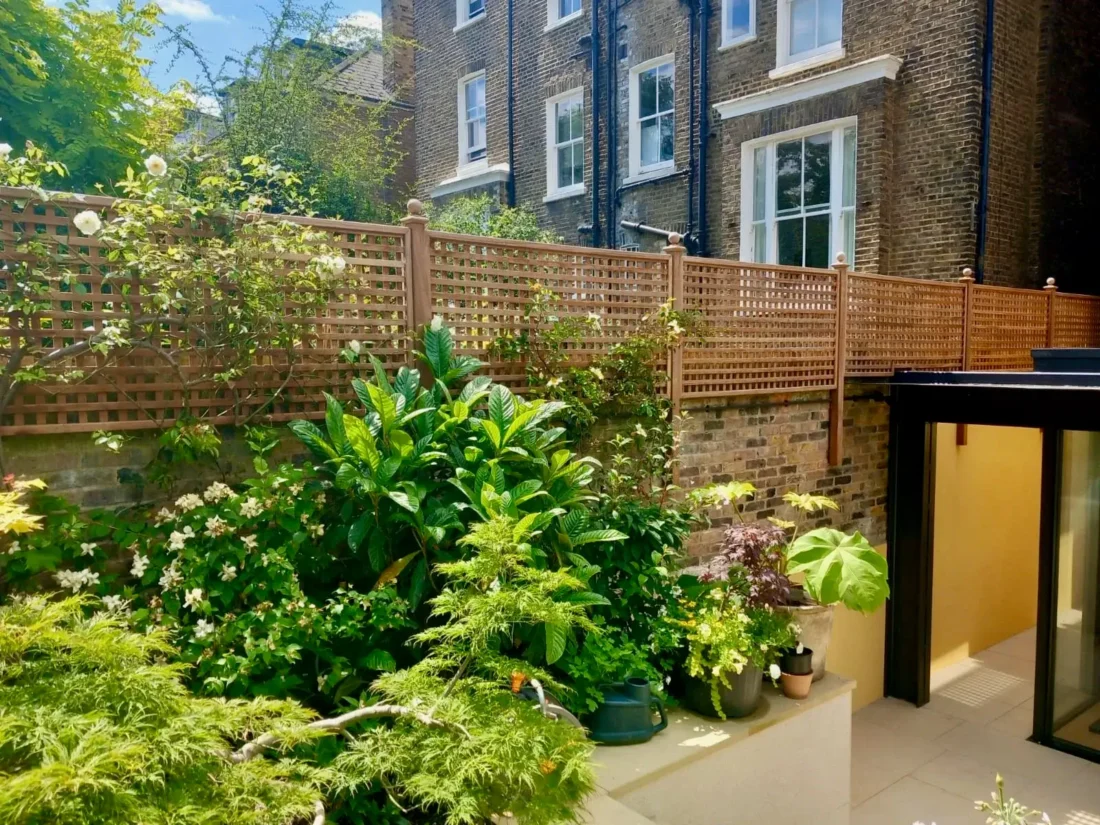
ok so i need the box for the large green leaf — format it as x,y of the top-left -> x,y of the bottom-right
348,513 -> 372,550
287,420 -> 336,460
487,384 -> 515,434
343,416 -> 380,471
544,621 -> 567,665
786,528 -> 889,613
422,316 -> 454,378
323,393 -> 347,451
571,529 -> 629,547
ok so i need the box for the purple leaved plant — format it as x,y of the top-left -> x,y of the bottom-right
694,522 -> 791,607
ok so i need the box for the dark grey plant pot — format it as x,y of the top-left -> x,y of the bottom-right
682,663 -> 763,719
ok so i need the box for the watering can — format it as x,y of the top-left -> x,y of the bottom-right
588,677 -> 667,746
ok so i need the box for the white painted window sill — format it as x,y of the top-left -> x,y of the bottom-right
453,13 -> 485,33
718,33 -> 757,52
543,185 -> 585,203
770,46 -> 846,80
623,165 -> 677,187
544,11 -> 583,33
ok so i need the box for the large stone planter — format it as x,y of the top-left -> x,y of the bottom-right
682,663 -> 763,718
778,602 -> 834,682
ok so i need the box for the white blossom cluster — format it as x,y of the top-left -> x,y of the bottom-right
203,482 -> 234,503
55,568 -> 100,592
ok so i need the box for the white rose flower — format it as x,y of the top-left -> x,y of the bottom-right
144,154 -> 168,177
0,143 -> 12,161
193,618 -> 216,640
55,569 -> 99,593
239,496 -> 264,519
102,594 -> 130,613
769,663 -> 781,681
73,210 -> 103,236
183,588 -> 204,611
175,493 -> 203,512
220,564 -> 238,582
204,515 -> 232,537
131,553 -> 150,577
203,481 -> 233,503
168,526 -> 194,551
80,542 -> 97,557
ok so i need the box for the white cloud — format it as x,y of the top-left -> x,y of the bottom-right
339,10 -> 383,32
326,10 -> 382,47
185,92 -> 221,116
158,0 -> 226,22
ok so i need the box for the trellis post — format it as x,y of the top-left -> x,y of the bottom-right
828,252 -> 849,467
1044,277 -> 1058,347
401,199 -> 433,384
957,267 -> 976,445
664,233 -> 686,419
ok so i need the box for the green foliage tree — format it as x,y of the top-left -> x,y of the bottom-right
0,0 -> 181,191
428,193 -> 564,243
0,596 -> 330,825
167,0 -> 405,221
333,517 -> 597,824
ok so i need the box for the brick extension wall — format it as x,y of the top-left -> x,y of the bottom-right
3,388 -> 890,555
681,387 -> 890,556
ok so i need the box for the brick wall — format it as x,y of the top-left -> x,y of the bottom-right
680,386 -> 890,556
3,431 -> 304,510
408,0 -> 1028,282
983,0 -> 1043,287
1032,0 -> 1100,296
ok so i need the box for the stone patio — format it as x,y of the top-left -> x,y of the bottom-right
851,628 -> 1100,825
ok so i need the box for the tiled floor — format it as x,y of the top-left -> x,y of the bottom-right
850,627 -> 1100,825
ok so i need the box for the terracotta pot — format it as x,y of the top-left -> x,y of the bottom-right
682,664 -> 763,719
777,602 -> 834,681
780,671 -> 813,700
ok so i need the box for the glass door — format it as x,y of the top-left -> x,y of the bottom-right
1044,430 -> 1100,757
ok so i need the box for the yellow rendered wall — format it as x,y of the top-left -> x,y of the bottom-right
930,424 -> 1042,671
827,554 -> 887,711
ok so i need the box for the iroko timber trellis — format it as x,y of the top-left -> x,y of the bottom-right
3,192 -> 1100,464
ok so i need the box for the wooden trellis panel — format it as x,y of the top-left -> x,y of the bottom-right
968,284 -> 1050,371
846,274 -> 966,376
424,230 -> 669,387
1053,293 -> 1100,348
0,190 -> 408,435
681,258 -> 838,397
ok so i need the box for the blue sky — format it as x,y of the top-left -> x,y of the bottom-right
50,1 -> 382,91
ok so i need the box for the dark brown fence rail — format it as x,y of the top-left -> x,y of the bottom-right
4,193 -> 1099,462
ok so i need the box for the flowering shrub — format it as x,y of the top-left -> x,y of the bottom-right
1,469 -> 413,705
677,589 -> 798,720
0,143 -> 347,459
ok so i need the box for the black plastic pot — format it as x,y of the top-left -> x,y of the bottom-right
588,677 -> 668,746
682,664 -> 763,719
779,647 -> 814,677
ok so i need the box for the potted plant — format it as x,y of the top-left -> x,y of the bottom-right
778,643 -> 814,699
676,570 -> 797,720
689,484 -> 890,681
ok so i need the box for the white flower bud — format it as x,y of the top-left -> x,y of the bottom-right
73,210 -> 103,236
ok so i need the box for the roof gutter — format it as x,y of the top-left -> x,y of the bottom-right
506,0 -> 517,207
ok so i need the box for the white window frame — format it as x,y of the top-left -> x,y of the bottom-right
455,0 -> 485,32
739,117 -> 857,268
544,88 -> 586,201
627,54 -> 676,183
457,72 -> 488,172
773,0 -> 845,77
720,0 -> 756,49
546,0 -> 582,31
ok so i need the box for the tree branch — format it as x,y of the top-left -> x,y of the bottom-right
230,704 -> 470,764
311,800 -> 325,825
